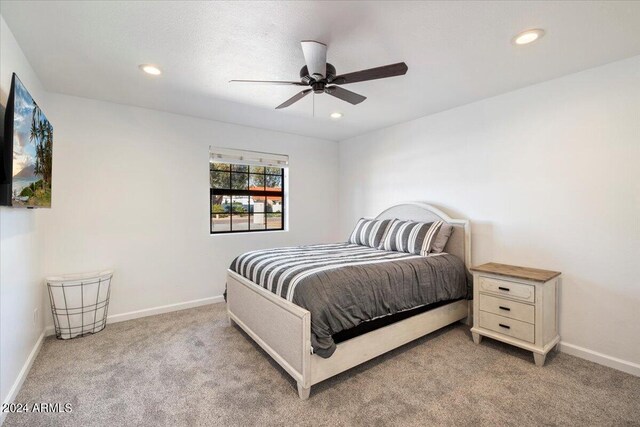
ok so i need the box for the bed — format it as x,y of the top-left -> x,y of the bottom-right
226,202 -> 471,399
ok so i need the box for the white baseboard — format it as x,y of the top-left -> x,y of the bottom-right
45,295 -> 224,336
1,331 -> 45,426
559,341 -> 640,377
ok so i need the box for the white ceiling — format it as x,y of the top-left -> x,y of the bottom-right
2,1 -> 640,141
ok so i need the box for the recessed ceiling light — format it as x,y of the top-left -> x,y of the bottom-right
330,112 -> 343,119
139,64 -> 162,75
513,29 -> 545,45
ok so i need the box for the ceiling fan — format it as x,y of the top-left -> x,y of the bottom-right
229,41 -> 408,109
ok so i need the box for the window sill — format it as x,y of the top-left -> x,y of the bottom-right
210,229 -> 288,236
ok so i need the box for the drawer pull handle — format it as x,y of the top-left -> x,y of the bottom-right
498,286 -> 510,292
499,306 -> 511,311
499,323 -> 511,329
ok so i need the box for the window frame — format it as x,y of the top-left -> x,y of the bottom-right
210,163 -> 286,234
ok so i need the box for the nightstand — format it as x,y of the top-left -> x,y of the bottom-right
470,262 -> 561,366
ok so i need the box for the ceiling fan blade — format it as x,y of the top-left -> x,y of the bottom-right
325,86 -> 366,105
300,40 -> 327,80
229,79 -> 306,86
332,62 -> 408,85
275,89 -> 312,109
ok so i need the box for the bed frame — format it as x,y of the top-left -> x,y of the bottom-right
226,202 -> 471,399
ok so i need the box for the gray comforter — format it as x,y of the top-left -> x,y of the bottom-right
230,243 -> 470,358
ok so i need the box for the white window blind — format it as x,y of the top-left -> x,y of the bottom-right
209,147 -> 289,168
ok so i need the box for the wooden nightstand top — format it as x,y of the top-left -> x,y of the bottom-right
470,262 -> 561,283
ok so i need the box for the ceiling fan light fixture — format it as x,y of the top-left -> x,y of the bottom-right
139,64 -> 162,75
513,29 -> 545,45
330,112 -> 343,119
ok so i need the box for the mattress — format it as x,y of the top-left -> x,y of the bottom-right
229,243 -> 470,358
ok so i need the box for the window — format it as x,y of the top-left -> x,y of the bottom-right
210,148 -> 287,234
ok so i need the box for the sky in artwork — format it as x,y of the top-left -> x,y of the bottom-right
12,77 -> 38,176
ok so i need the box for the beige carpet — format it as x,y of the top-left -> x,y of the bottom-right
5,303 -> 640,426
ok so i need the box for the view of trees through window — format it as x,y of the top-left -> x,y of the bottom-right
210,162 -> 285,233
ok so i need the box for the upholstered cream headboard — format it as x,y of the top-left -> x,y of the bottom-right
375,202 -> 471,269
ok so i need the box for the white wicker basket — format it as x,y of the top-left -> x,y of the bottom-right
46,270 -> 113,339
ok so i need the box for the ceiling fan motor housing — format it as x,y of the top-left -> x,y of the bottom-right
300,63 -> 336,85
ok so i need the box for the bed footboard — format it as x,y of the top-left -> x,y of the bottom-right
226,270 -> 312,394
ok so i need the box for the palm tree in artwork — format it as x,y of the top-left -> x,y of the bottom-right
30,103 -> 53,188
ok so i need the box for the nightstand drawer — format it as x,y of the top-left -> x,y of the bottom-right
479,294 -> 534,324
478,276 -> 534,303
478,311 -> 535,343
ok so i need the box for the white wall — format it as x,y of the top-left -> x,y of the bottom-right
42,93 -> 339,322
339,56 -> 640,370
0,15 -> 48,410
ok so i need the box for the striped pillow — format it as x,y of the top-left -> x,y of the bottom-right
378,219 -> 444,256
348,218 -> 392,248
